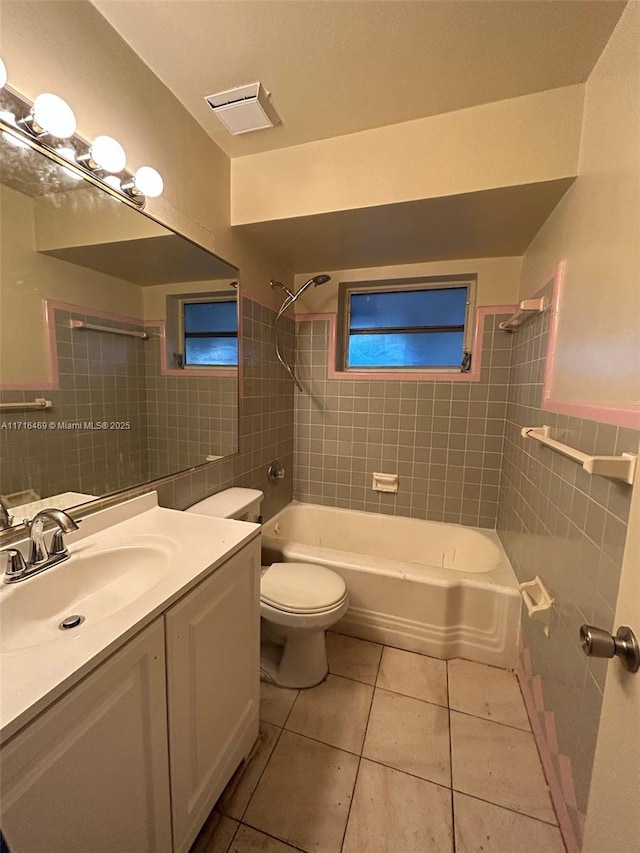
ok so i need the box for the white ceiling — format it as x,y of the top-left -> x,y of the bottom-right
93,0 -> 625,158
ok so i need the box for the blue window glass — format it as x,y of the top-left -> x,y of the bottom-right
350,288 -> 467,330
183,300 -> 238,366
348,331 -> 464,368
346,285 -> 468,370
185,337 -> 238,366
184,301 -> 237,333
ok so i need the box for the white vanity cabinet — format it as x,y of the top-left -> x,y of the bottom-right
166,538 -> 261,853
0,535 -> 261,853
0,619 -> 172,853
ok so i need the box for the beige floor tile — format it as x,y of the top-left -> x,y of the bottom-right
376,647 -> 448,707
244,730 -> 359,853
190,811 -> 238,853
450,712 -> 556,824
327,632 -> 383,684
285,674 -> 373,753
363,688 -> 451,786
229,825 -> 299,852
259,682 -> 298,727
343,759 -> 453,853
217,724 -> 281,820
454,792 -> 565,853
448,659 -> 530,731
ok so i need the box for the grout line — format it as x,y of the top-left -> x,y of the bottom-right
234,723 -> 284,824
452,789 -> 562,830
281,689 -> 301,729
338,639 -> 383,852
447,660 -> 456,853
448,705 -> 532,734
237,821 -> 308,852
224,819 -> 241,853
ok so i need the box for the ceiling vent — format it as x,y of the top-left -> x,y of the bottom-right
204,82 -> 281,135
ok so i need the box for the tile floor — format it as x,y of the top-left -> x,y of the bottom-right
191,634 -> 566,853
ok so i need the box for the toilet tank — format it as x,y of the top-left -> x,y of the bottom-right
185,487 -> 264,522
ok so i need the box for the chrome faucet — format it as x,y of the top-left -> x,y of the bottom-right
1,508 -> 79,584
0,497 -> 13,530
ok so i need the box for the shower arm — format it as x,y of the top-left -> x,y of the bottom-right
270,276 -> 331,393
270,283 -> 304,391
274,322 -> 304,393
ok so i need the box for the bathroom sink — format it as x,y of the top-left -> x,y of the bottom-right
1,537 -> 177,652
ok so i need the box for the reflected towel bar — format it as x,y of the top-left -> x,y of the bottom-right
70,320 -> 148,340
499,298 -> 548,331
521,426 -> 636,484
0,398 -> 52,411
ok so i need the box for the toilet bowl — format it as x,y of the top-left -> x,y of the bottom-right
185,489 -> 349,689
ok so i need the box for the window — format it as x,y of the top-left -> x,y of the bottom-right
182,298 -> 238,367
339,276 -> 475,371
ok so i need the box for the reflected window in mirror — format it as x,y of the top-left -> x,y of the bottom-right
182,298 -> 238,367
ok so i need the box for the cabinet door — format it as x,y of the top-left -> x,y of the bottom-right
166,539 -> 261,853
0,619 -> 171,853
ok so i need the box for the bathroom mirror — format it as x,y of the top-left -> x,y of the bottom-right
0,130 -> 239,526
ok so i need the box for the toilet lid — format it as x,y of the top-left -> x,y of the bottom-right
261,562 -> 347,613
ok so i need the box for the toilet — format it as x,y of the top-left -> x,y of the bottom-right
185,488 -> 348,689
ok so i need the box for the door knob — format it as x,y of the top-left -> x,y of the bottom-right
580,625 -> 640,673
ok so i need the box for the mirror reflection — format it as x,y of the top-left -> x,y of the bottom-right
0,132 -> 239,525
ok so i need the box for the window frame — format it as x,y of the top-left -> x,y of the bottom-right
337,274 -> 477,373
179,294 -> 238,368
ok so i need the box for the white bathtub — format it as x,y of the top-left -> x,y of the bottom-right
262,503 -> 520,669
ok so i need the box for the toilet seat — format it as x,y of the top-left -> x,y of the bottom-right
260,562 -> 347,614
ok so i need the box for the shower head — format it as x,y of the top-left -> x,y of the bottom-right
295,274 -> 332,298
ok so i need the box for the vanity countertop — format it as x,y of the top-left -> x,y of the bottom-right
0,492 -> 260,742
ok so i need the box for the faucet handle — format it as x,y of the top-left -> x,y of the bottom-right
2,548 -> 27,582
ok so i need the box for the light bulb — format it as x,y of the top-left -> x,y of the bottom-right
0,57 -> 7,90
32,93 -> 77,138
134,166 -> 163,197
103,175 -> 121,190
88,135 -> 126,172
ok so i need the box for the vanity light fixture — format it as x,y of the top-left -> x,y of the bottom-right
79,134 -> 127,173
122,166 -> 164,199
0,67 -> 163,208
22,93 -> 77,139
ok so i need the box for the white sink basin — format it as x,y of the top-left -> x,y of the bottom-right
1,536 -> 177,652
0,492 -> 260,741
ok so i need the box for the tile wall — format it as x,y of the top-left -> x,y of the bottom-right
0,307 -> 148,499
151,298 -> 295,521
144,330 -> 237,481
0,299 -> 294,522
496,280 -> 638,840
293,313 -> 513,528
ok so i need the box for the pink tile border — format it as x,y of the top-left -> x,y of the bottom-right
516,648 -> 585,853
535,262 -> 640,429
294,305 -> 516,382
